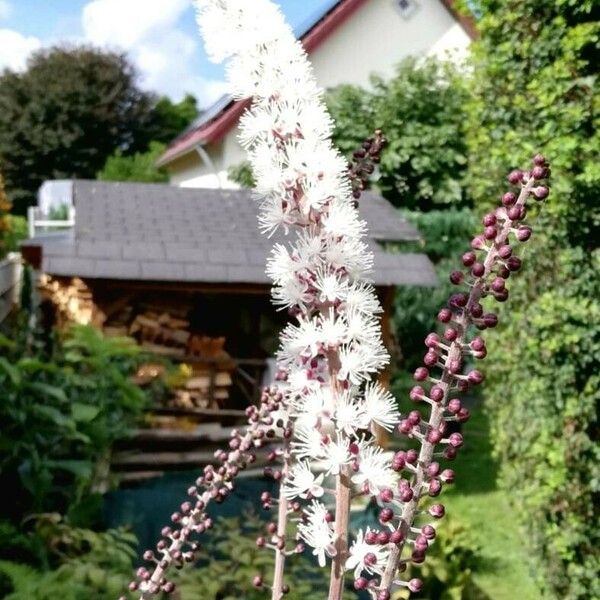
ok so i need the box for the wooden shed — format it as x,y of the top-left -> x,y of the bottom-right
21,180 -> 436,478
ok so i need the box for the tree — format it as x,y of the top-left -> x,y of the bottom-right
326,57 -> 470,211
145,94 -> 199,144
0,46 -> 156,213
0,171 -> 11,259
464,2 -> 599,597
97,141 -> 168,183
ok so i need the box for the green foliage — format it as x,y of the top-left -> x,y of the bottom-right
0,46 -> 158,213
0,325 -> 147,519
326,58 -> 470,210
395,519 -> 484,600
97,141 -> 169,183
0,515 -> 136,600
0,171 -> 11,259
172,514 -> 347,599
145,94 -> 199,145
2,215 -> 26,254
391,209 -> 477,398
465,1 -> 600,597
228,161 -> 256,188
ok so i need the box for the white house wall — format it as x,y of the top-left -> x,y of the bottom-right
171,0 -> 471,189
308,0 -> 470,88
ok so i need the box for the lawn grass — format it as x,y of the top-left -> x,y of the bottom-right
442,405 -> 542,600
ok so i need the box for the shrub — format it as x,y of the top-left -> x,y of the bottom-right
97,141 -> 168,183
0,325 -> 148,521
326,57 -> 470,210
464,1 -> 600,596
391,208 -> 477,398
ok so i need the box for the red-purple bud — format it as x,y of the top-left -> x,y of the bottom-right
507,169 -> 522,185
447,398 -> 461,414
390,530 -> 404,544
428,478 -> 442,496
408,410 -> 422,426
482,213 -> 496,226
422,525 -> 436,539
408,578 -> 424,593
438,308 -> 452,323
429,503 -> 445,518
471,262 -> 485,277
430,385 -> 444,402
425,332 -> 440,348
380,488 -> 394,502
498,244 -> 512,259
483,313 -> 498,328
427,462 -> 440,477
507,256 -> 522,272
409,385 -> 425,401
354,577 -> 368,590
471,235 -> 486,250
531,165 -> 545,180
449,270 -> 464,285
516,226 -> 532,241
502,191 -> 517,206
414,367 -> 429,382
444,327 -> 458,342
365,530 -> 378,545
427,429 -> 443,444
533,186 -> 549,200
379,508 -> 394,523
441,469 -> 455,483
406,449 -> 418,464
377,531 -> 390,545
468,370 -> 484,384
462,251 -> 476,267
484,226 -> 497,240
448,432 -> 464,448
424,351 -> 438,367
508,206 -> 522,221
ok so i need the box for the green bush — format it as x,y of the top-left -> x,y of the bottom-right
391,209 -> 476,398
326,57 -> 470,210
464,1 -> 600,597
0,325 -> 148,521
97,141 -> 168,183
0,515 -> 136,600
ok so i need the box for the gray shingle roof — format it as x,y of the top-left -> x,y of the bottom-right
27,181 -> 437,287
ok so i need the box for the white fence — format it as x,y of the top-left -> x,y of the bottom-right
0,253 -> 22,323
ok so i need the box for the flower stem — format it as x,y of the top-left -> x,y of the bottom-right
380,175 -> 536,592
328,464 -> 352,600
271,440 -> 292,600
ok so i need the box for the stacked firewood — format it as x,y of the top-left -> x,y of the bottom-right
128,311 -> 191,357
38,275 -> 103,328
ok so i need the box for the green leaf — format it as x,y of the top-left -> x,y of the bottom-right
45,459 -> 92,479
71,403 -> 100,422
25,382 -> 68,404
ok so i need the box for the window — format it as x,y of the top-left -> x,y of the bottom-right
395,0 -> 418,19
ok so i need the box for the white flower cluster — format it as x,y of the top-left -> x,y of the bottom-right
196,0 -> 400,582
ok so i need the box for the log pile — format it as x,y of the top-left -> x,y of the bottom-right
103,306 -> 236,426
38,275 -> 104,328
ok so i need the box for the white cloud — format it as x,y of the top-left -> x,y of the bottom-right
0,1 -> 12,21
0,29 -> 41,71
81,0 -> 226,105
82,0 -> 189,49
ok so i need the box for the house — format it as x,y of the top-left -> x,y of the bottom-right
157,0 -> 474,189
21,181 -> 436,442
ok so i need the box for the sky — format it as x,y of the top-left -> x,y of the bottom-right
0,0 -> 336,108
